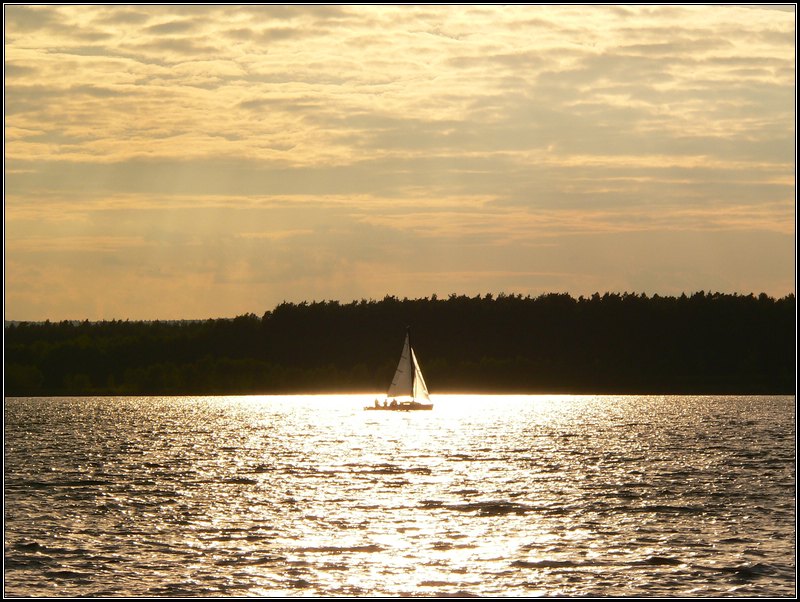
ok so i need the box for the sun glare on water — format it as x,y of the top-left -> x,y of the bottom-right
4,395 -> 794,596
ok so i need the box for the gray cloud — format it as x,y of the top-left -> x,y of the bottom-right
144,20 -> 201,35
5,84 -> 125,116
617,38 -> 733,56
258,26 -> 310,42
4,63 -> 38,78
237,4 -> 355,22
237,96 -> 325,113
130,37 -> 220,56
4,5 -> 60,32
93,8 -> 152,26
6,148 -> 792,217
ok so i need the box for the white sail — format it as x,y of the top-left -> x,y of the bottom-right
387,332 -> 414,398
365,328 -> 433,410
411,349 -> 430,401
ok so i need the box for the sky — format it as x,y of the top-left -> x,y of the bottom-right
4,4 -> 796,321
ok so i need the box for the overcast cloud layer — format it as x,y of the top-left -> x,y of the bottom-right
4,4 -> 795,320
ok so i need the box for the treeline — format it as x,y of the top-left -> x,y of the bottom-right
4,291 -> 796,396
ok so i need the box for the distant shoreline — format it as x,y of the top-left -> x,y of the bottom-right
5,292 -> 795,397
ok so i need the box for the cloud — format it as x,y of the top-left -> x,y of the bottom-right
237,96 -> 324,113
4,5 -> 61,32
94,8 -> 151,26
130,37 -> 220,56
144,19 -> 200,35
221,26 -> 308,43
4,4 -> 795,319
235,229 -> 315,241
10,235 -> 151,253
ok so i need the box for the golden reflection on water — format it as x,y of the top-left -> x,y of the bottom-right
4,394 -> 796,597
224,393 -> 581,593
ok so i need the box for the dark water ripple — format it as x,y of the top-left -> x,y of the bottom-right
4,394 -> 795,597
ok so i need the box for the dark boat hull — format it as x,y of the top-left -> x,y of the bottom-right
364,401 -> 433,411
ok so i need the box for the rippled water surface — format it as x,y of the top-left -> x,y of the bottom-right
4,395 -> 796,597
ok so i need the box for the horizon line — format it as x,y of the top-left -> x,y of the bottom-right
5,289 -> 795,325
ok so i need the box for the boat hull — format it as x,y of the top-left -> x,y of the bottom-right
364,401 -> 433,411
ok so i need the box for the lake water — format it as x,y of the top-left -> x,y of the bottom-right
4,394 -> 795,597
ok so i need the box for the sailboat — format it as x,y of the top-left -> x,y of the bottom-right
365,328 -> 433,411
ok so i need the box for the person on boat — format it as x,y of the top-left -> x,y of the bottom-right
374,399 -> 380,408
390,399 -> 398,408
383,400 -> 388,407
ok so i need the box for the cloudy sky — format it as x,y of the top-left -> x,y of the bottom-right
4,4 -> 795,320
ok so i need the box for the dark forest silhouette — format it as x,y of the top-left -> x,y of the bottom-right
4,291 -> 795,396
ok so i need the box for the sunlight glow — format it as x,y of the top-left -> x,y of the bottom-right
4,4 -> 794,320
